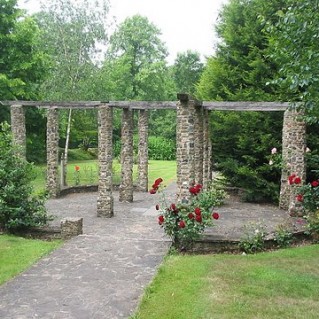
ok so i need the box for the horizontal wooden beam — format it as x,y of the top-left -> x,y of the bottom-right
108,101 -> 177,110
0,100 -> 103,108
203,101 -> 290,111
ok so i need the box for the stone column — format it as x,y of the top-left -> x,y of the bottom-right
97,104 -> 114,217
194,105 -> 204,185
46,108 -> 60,198
137,109 -> 149,191
279,109 -> 306,211
176,94 -> 196,201
119,108 -> 134,202
203,109 -> 212,190
10,104 -> 26,159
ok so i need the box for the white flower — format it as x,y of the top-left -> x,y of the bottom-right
269,160 -> 273,165
306,147 -> 311,153
271,147 -> 277,155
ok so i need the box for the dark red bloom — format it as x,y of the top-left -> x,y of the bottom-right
195,215 -> 202,223
170,203 -> 176,211
311,180 -> 319,187
296,194 -> 303,202
75,165 -> 80,171
294,177 -> 302,184
149,189 -> 157,194
189,187 -> 200,195
179,220 -> 186,228
194,207 -> 201,216
154,178 -> 163,186
155,204 -> 160,210
158,215 -> 164,225
195,184 -> 202,191
188,213 -> 195,219
288,174 -> 296,185
152,184 -> 159,190
212,212 -> 219,220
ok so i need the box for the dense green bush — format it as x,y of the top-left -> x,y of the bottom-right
0,122 -> 49,231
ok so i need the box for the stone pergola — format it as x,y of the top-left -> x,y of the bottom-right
3,94 -> 306,217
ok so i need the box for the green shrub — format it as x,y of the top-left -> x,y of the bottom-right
0,122 -> 50,231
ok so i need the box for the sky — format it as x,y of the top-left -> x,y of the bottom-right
18,0 -> 229,64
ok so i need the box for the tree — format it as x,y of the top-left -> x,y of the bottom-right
196,0 -> 287,202
100,14 -> 175,101
172,50 -> 203,96
270,0 -> 319,120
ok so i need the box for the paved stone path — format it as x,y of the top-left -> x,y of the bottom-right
0,183 -> 303,318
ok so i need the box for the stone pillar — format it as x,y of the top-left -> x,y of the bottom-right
203,109 -> 212,190
176,94 -> 196,201
97,104 -> 114,217
10,104 -> 26,159
46,108 -> 60,198
137,109 -> 149,192
194,105 -> 204,185
279,109 -> 306,211
119,108 -> 134,202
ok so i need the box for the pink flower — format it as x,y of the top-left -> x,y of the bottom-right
179,220 -> 186,228
212,212 -> 220,220
271,147 -> 277,155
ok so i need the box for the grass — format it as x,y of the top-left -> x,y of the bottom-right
0,235 -> 62,285
31,159 -> 177,193
131,245 -> 319,319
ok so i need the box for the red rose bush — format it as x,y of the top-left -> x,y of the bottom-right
151,178 -> 226,249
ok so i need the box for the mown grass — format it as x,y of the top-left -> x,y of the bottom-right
0,235 -> 62,285
32,160 -> 177,193
132,245 -> 319,319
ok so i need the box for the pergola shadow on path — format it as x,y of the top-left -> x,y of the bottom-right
3,94 -> 306,218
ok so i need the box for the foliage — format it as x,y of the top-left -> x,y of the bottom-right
273,224 -> 293,248
152,179 -> 224,250
269,0 -> 319,121
132,245 -> 319,319
172,50 -> 203,95
0,123 -> 50,231
239,222 -> 267,254
0,235 -> 62,285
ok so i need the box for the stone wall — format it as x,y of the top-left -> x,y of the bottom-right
46,108 -> 60,198
97,104 -> 114,217
137,109 -> 149,192
203,109 -> 212,189
119,108 -> 134,202
194,105 -> 204,185
279,109 -> 306,211
10,104 -> 26,158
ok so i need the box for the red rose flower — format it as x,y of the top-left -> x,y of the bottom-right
154,178 -> 163,186
294,177 -> 301,184
179,220 -> 186,228
75,165 -> 80,171
158,215 -> 164,225
195,215 -> 202,223
195,184 -> 202,191
149,189 -> 157,194
188,213 -> 195,219
170,203 -> 176,211
296,194 -> 303,202
212,212 -> 219,220
194,207 -> 201,215
288,174 -> 296,185
152,184 -> 159,190
311,180 -> 319,187
155,204 -> 160,210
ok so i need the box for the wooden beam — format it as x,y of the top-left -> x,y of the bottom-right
108,101 -> 177,110
0,101 -> 103,108
203,101 -> 290,111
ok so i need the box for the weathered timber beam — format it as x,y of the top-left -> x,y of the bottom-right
203,101 -> 290,111
108,101 -> 177,110
1,101 -> 103,108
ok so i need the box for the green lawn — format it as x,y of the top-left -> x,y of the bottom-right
0,235 -> 62,285
132,245 -> 319,319
32,160 -> 177,193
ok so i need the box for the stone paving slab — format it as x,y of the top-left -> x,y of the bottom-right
0,183 -> 303,318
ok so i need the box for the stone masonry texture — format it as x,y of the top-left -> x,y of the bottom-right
137,109 -> 149,192
119,108 -> 134,202
10,104 -> 26,159
46,108 -> 60,198
97,104 -> 114,217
